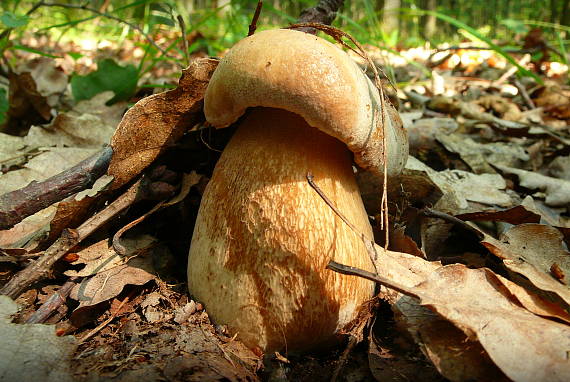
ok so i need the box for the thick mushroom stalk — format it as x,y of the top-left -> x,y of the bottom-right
189,108 -> 375,351
188,29 -> 408,352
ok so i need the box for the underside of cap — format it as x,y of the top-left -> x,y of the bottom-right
204,28 -> 408,176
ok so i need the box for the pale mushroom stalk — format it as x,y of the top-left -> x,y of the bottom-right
188,29 -> 408,352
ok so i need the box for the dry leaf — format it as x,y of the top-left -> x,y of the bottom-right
0,147 -> 98,195
481,224 -> 570,305
415,265 -> 570,382
0,296 -> 76,382
65,235 -> 156,277
108,58 -> 218,189
24,113 -> 115,149
436,133 -> 529,174
70,260 -> 156,309
477,95 -> 522,121
393,299 -> 509,382
497,164 -> 570,207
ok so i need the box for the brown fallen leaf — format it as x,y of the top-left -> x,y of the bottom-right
393,300 -> 509,382
65,235 -> 156,278
415,265 -> 570,382
435,133 -> 529,174
476,94 -> 522,121
69,261 -> 155,309
107,58 -> 218,189
481,223 -> 570,305
5,57 -> 68,133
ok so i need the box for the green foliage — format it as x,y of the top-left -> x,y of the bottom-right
501,19 -> 529,35
0,11 -> 29,28
71,59 -> 138,104
0,87 -> 8,125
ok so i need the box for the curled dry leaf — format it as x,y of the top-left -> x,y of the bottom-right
393,299 -> 509,382
70,259 -> 156,309
65,235 -> 156,277
107,58 -> 218,189
68,236 -> 157,309
481,223 -> 570,305
7,57 -> 68,124
415,265 -> 570,382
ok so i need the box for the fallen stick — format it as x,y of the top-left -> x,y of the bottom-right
0,146 -> 113,230
0,179 -> 142,299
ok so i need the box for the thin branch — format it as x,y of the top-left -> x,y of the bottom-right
39,2 -> 172,62
0,179 -> 143,299
0,146 -> 113,230
248,1 -> 263,36
25,277 -> 78,324
307,172 -> 381,274
420,208 -> 484,240
513,79 -> 536,109
177,15 -> 190,67
327,261 -> 419,299
295,0 -> 345,34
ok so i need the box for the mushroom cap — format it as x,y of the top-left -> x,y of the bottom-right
205,28 -> 408,176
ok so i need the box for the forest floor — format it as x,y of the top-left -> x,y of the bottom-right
1,28 -> 570,382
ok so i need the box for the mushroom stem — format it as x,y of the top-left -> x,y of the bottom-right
188,107 -> 375,351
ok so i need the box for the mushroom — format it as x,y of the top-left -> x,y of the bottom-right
188,29 -> 408,352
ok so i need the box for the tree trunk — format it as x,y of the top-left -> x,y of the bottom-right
561,0 -> 570,26
551,0 -> 559,23
382,0 -> 401,33
424,0 -> 437,39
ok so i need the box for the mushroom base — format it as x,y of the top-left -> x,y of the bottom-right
188,108 -> 375,352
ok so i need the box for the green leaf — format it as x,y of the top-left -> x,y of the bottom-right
11,45 -> 61,58
149,14 -> 175,27
0,11 -> 29,28
0,88 -> 8,125
501,19 -> 528,35
71,59 -> 138,104
68,52 -> 83,61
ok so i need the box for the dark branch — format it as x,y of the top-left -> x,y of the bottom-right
0,146 -> 113,230
295,0 -> 345,34
327,261 -> 420,299
248,1 -> 263,36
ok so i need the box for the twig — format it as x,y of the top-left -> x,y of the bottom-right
493,54 -> 531,86
112,201 -> 164,255
0,179 -> 143,299
307,172 -> 380,273
513,79 -> 536,109
420,208 -> 484,240
25,277 -> 78,324
248,1 -> 263,36
0,146 -> 113,230
307,173 -> 360,234
177,15 -> 190,67
327,261 -> 419,299
295,0 -> 345,34
78,290 -> 135,344
39,2 -> 173,63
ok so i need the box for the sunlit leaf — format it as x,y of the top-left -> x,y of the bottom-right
0,12 -> 29,28
71,59 -> 138,104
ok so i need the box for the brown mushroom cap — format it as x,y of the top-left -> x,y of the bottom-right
205,28 -> 408,176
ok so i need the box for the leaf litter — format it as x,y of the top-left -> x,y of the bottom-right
1,24 -> 570,382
